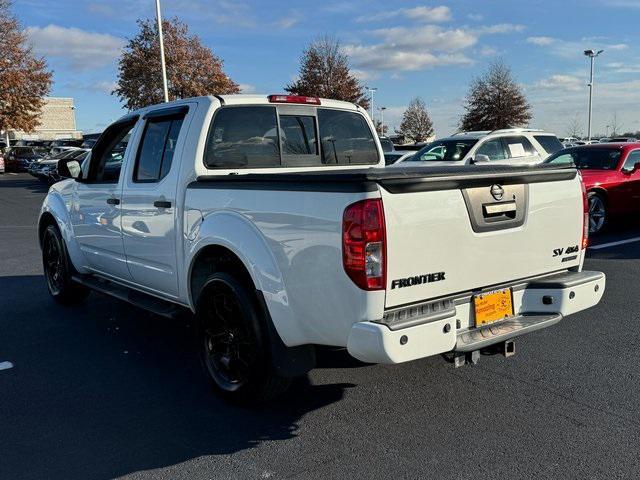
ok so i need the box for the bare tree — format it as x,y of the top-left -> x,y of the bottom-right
0,0 -> 52,143
286,36 -> 369,109
609,113 -> 623,137
459,60 -> 531,131
114,17 -> 239,110
566,113 -> 584,139
397,97 -> 434,143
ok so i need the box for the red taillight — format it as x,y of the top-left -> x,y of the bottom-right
580,175 -> 589,249
342,199 -> 386,290
268,94 -> 321,105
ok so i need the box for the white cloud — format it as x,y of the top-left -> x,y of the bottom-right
357,5 -> 452,23
526,36 -> 628,58
344,20 -> 525,73
527,36 -> 555,46
479,45 -> 498,56
238,83 -> 256,93
26,24 -> 125,71
475,23 -> 525,34
467,13 -> 484,21
273,13 -> 301,29
534,74 -> 583,91
403,6 -> 452,22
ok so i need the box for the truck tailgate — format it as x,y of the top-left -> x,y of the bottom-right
379,167 -> 583,308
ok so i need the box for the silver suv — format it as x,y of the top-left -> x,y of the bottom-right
392,129 -> 564,167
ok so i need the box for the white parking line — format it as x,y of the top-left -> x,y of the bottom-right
590,237 -> 640,250
0,361 -> 14,371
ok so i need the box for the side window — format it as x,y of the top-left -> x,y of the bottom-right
204,106 -> 280,168
318,109 -> 378,165
88,119 -> 137,183
622,150 -> 640,171
134,115 -> 184,182
503,136 -> 536,158
546,152 -> 574,165
476,138 -> 507,161
280,115 -> 318,155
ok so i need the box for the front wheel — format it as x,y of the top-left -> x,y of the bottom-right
196,272 -> 291,404
42,224 -> 89,304
588,192 -> 607,234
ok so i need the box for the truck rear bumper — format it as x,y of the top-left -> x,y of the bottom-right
347,270 -> 605,364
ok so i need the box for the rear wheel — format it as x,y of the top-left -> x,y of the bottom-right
42,224 -> 89,304
588,192 -> 607,234
196,272 -> 291,404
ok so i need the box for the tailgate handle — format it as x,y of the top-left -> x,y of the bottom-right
483,201 -> 516,218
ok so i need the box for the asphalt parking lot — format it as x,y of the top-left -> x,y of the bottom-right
1,173 -> 640,480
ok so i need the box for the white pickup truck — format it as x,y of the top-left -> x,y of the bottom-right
39,94 -> 605,403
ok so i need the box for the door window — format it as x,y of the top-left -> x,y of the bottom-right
622,150 -> 640,172
134,116 -> 185,182
476,138 -> 507,161
87,119 -> 137,183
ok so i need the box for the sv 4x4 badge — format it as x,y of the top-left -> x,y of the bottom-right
553,245 -> 579,262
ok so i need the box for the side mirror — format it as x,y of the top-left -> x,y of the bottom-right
472,154 -> 491,164
58,159 -> 82,180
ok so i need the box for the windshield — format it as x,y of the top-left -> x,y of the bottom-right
405,139 -> 477,162
546,148 -> 621,170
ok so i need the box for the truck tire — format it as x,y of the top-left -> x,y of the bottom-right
42,224 -> 89,304
588,192 -> 607,234
196,272 -> 291,404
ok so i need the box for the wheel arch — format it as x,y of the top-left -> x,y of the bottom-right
38,193 -> 87,273
185,211 -> 304,347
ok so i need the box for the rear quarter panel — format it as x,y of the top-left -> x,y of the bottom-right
184,186 -> 385,347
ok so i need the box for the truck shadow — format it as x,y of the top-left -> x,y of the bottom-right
0,275 -> 354,480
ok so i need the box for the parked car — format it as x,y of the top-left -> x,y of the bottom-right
0,150 -> 5,174
47,146 -> 79,158
393,129 -> 563,167
378,137 -> 394,153
30,149 -> 88,183
38,95 -> 604,403
47,149 -> 89,184
5,147 -> 46,172
545,143 -> 640,234
383,151 -> 413,165
606,137 -> 637,143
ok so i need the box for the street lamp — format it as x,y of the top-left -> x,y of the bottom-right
378,106 -> 387,136
365,86 -> 377,123
155,0 -> 169,102
584,49 -> 604,141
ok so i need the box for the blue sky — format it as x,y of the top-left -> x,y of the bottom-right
15,0 -> 640,137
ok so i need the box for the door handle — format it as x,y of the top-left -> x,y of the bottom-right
154,200 -> 172,208
106,198 -> 120,205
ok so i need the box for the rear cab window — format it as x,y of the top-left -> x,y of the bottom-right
534,135 -> 563,154
203,104 -> 379,169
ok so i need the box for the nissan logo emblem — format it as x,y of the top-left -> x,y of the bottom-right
490,184 -> 504,201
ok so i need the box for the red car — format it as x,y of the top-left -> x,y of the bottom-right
545,143 -> 640,234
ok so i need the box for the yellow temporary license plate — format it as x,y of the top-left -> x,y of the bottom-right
474,288 -> 514,326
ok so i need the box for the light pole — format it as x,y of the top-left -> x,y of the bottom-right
584,49 -> 603,141
378,106 -> 387,136
155,0 -> 169,103
365,86 -> 377,124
